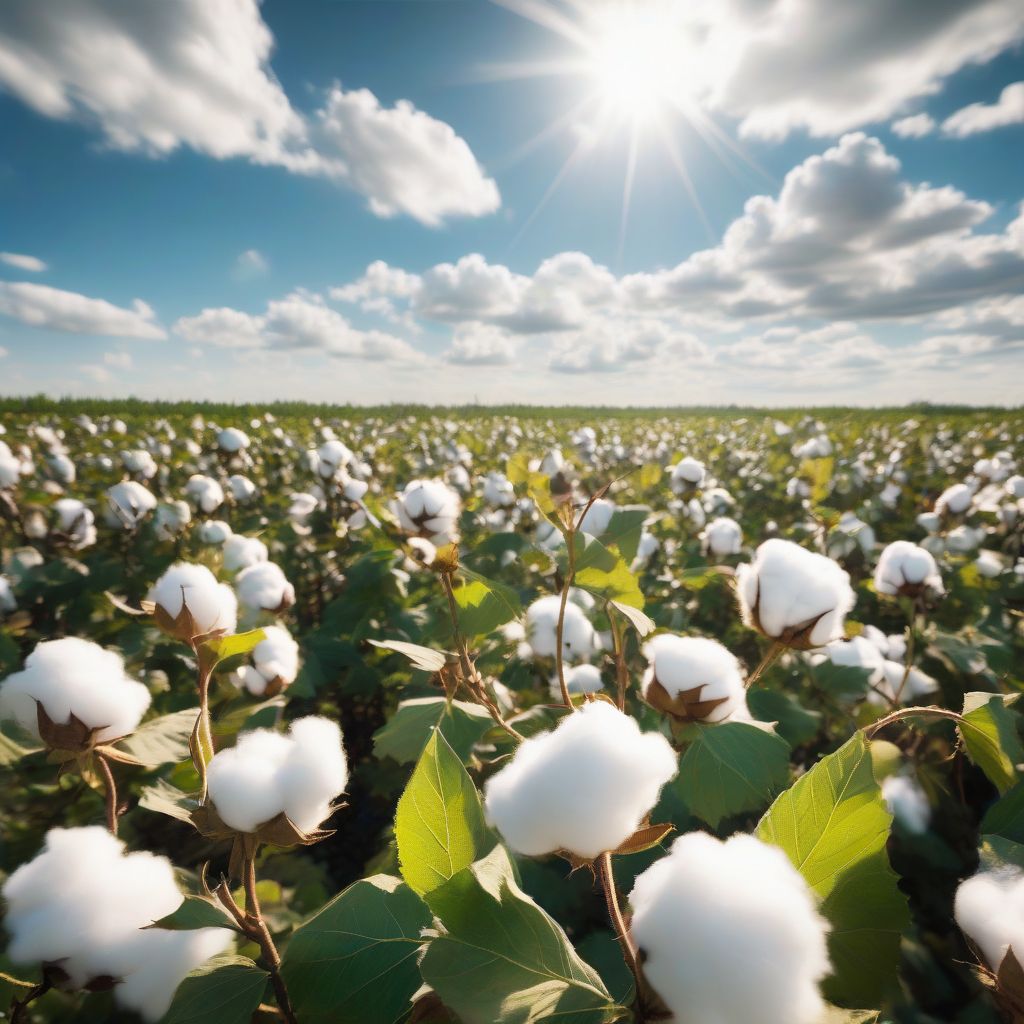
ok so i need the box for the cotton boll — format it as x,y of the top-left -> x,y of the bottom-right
48,453 -> 76,486
935,483 -> 974,516
2,827 -> 232,1021
955,867 -> 1024,973
149,562 -> 238,639
882,774 -> 931,835
946,525 -> 985,553
106,480 -> 157,529
629,832 -> 830,1024
577,498 -> 615,537
235,625 -> 300,695
524,594 -> 596,663
393,479 -> 462,545
0,637 -> 151,744
0,575 -> 16,616
482,471 -> 515,508
275,717 -> 349,834
236,561 -> 295,613
217,427 -> 250,453
874,541 -> 943,599
223,534 -> 269,572
736,539 -> 855,649
53,498 -> 97,549
153,500 -> 192,542
228,474 -> 257,503
185,474 -> 225,514
484,701 -> 677,859
872,660 -> 939,705
669,456 -> 705,494
315,439 -> 353,479
975,550 -> 1004,578
1007,475 -> 1024,500
825,636 -> 886,685
549,663 -> 604,699
641,634 -> 748,723
122,449 -> 158,479
703,516 -> 742,557
916,511 -> 942,534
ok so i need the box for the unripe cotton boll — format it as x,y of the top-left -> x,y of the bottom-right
524,594 -> 595,663
736,539 -> 855,649
641,634 -> 748,723
0,637 -> 150,745
235,625 -> 300,696
153,500 -> 191,542
874,540 -> 943,599
392,479 -> 461,545
629,832 -> 831,1024
206,716 -> 347,834
236,561 -> 295,613
955,866 -> 1024,975
702,516 -> 742,556
1,827 -> 232,1021
669,455 -> 705,494
217,427 -> 250,453
198,519 -> 232,545
935,482 -> 973,516
149,562 -> 238,640
223,533 -> 269,572
549,662 -> 603,699
483,701 -> 677,859
106,480 -> 157,529
185,474 -> 225,514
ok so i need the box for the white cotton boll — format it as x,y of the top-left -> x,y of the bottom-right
946,525 -> 985,553
955,867 -> 1024,974
316,439 -> 353,478
484,701 -> 677,859
549,663 -> 604,699
0,450 -> 22,488
703,516 -> 743,556
917,511 -> 942,534
935,482 -> 974,516
641,634 -> 748,723
198,519 -> 233,545
288,492 -> 319,531
149,562 -> 238,637
880,482 -> 902,508
736,539 -> 855,649
873,540 -> 943,598
48,453 -> 75,485
631,531 -> 660,570
122,449 -> 158,479
872,660 -> 939,705
237,625 -> 300,695
185,474 -> 225,514
393,479 -> 462,545
53,498 -> 97,549
882,774 -> 931,835
524,594 -> 595,663
223,534 -> 269,572
629,832 -> 831,1024
2,827 -> 233,1021
885,633 -> 907,662
0,637 -> 151,744
976,550 -> 1004,578
217,427 -> 250,453
577,498 -> 615,537
0,575 -> 16,615
106,480 -> 157,528
236,561 -> 295,613
861,624 -> 890,655
669,455 -> 705,494
826,636 -> 886,685
228,474 -> 257,503
540,449 -> 565,477
153,500 -> 192,542
207,717 -> 347,834
483,471 -> 515,507
1006,475 -> 1024,500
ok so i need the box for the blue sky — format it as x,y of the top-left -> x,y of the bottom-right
0,0 -> 1022,405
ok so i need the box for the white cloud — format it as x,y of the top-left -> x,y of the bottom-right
942,81 -> 1024,136
0,252 -> 47,272
0,0 -> 499,226
80,363 -> 112,383
0,346 -> 8,358
444,324 -> 519,365
104,351 -> 133,369
549,321 -> 709,374
0,281 -> 166,339
173,292 -> 423,362
233,249 -> 268,280
891,113 -> 936,138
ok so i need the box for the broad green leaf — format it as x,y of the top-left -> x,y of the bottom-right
199,629 -> 266,671
395,730 -> 494,898
159,954 -> 267,1024
139,778 -> 199,824
0,728 -> 41,765
747,689 -> 822,747
757,732 -> 909,1007
368,639 -> 448,673
600,507 -> 648,563
420,845 -> 621,1024
811,661 -> 872,701
569,533 -> 644,610
979,834 -> 1024,872
982,782 -> 1024,844
799,456 -> 835,504
959,692 -> 1024,793
149,895 -> 241,933
114,709 -> 197,767
374,696 -> 492,764
453,567 -> 522,637
674,722 -> 790,827
281,875 -> 431,1024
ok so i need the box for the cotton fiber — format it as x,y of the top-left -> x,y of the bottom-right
882,774 -> 931,834
105,480 -> 157,529
703,516 -> 742,556
236,561 -> 295,613
641,634 -> 748,723
235,625 -> 300,695
223,533 -> 269,572
874,540 -> 943,598
955,866 -> 1024,973
185,474 -> 225,514
524,593 -> 596,663
392,478 -> 461,545
149,562 -> 238,638
548,662 -> 604,699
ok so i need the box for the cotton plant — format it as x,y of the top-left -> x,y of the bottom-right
392,478 -> 462,546
232,625 -> 300,696
523,593 -> 597,663
105,480 -> 157,530
702,515 -> 742,557
236,561 -> 295,615
669,455 -> 705,495
149,562 -> 238,642
185,474 -> 226,515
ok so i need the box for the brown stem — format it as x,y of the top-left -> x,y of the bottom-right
9,979 -> 51,1024
244,856 -> 297,1024
745,641 -> 783,690
95,753 -> 119,836
597,851 -> 648,1021
863,705 -> 963,737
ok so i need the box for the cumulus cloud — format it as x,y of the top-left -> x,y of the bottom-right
0,281 -> 166,339
444,324 -> 519,365
233,248 -> 268,280
0,251 -> 47,272
942,81 -> 1024,136
891,113 -> 936,138
0,0 -> 498,225
550,321 -> 709,374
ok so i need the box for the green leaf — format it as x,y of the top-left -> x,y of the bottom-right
395,730 -> 494,899
139,778 -> 199,825
979,834 -> 1024,872
982,782 -> 1024,844
374,697 -> 493,765
569,533 -> 644,610
199,629 -> 266,671
368,639 -> 448,673
811,661 -> 872,701
757,732 -> 909,1007
507,453 -> 559,524
281,875 -> 431,1024
959,692 -> 1024,793
113,708 -> 197,767
453,567 -> 522,638
747,690 -> 823,747
600,507 -> 648,563
674,722 -> 790,827
610,600 -> 655,637
148,895 -> 240,933
0,728 -> 41,765
159,954 -> 267,1024
420,845 -> 621,1024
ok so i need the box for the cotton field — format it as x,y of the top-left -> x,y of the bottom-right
1,402 -> 1023,1024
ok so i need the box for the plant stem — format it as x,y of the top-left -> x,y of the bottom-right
863,705 -> 963,737
190,653 -> 215,798
745,641 -> 783,690
607,604 -> 629,711
894,606 -> 919,705
244,856 -> 297,1024
597,851 -> 648,1021
554,531 -> 577,711
95,752 -> 119,836
9,979 -> 51,1024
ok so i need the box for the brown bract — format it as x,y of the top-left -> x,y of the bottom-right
43,962 -> 118,994
644,677 -> 729,723
557,820 -> 675,873
743,579 -> 830,651
153,599 -> 227,647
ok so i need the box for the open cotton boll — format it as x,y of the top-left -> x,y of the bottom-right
1007,475 -> 1024,500
2,827 -> 232,1022
0,575 -> 16,615
483,471 -> 515,507
955,867 -> 1024,973
149,562 -> 238,638
198,519 -> 233,545
53,497 -> 97,549
703,516 -> 742,556
524,594 -> 595,663
736,539 -> 854,649
122,449 -> 158,479
236,561 -> 295,613
483,701 -> 677,859
669,455 -> 705,493
825,636 -> 886,685
946,525 -> 985,553
549,663 -> 604,699
976,550 -> 1004,578
872,660 -> 939,705
207,717 -> 347,834
0,637 -> 151,744
223,533 -> 269,572
153,500 -> 192,542
315,439 -> 353,478
106,480 -> 157,529
393,479 -> 462,545
874,540 -> 943,598
629,832 -> 830,1024
217,427 -> 250,453
228,474 -> 257,503
641,634 -> 748,723
235,625 -> 300,696
577,498 -> 615,537
935,482 -> 974,516
185,474 -> 225,514
47,452 -> 76,485
882,774 -> 931,834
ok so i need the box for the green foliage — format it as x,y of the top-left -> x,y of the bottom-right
113,709 -> 197,767
159,955 -> 267,1024
373,696 -> 492,764
453,567 -> 522,637
959,692 -> 1024,793
149,895 -> 241,933
568,533 -> 644,609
